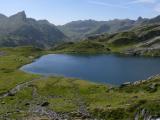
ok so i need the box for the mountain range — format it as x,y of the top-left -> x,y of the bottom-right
58,16 -> 160,40
1,11 -> 160,48
54,22 -> 160,56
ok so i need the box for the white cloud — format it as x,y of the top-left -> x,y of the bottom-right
128,0 -> 156,4
88,0 -> 128,8
88,0 -> 160,13
154,4 -> 160,12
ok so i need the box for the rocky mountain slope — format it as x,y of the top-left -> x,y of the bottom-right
1,11 -> 160,49
0,11 -> 68,48
58,20 -> 106,40
58,15 -> 160,41
54,23 -> 160,56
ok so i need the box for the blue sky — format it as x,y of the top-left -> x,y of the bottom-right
0,0 -> 160,25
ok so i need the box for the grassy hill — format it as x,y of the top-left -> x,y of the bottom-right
54,24 -> 160,57
0,46 -> 160,119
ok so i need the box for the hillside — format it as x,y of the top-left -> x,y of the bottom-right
0,11 -> 68,48
54,23 -> 160,56
1,12 -> 160,48
58,15 -> 160,40
58,20 -> 106,40
0,47 -> 160,119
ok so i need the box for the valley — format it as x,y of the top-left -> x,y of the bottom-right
0,11 -> 160,120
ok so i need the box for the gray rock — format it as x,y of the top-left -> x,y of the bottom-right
41,102 -> 50,107
121,82 -> 131,87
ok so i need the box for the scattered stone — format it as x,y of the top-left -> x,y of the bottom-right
28,56 -> 34,59
29,105 -> 62,119
71,111 -> 90,119
25,102 -> 30,106
8,92 -> 15,96
133,96 -> 138,99
149,83 -> 157,89
147,83 -> 158,92
106,105 -> 111,108
120,74 -> 160,87
41,102 -> 50,107
107,87 -> 114,91
106,48 -> 111,51
121,82 -> 131,87
134,108 -> 160,120
151,117 -> 160,120
16,110 -> 20,113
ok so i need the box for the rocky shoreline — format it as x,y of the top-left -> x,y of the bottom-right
121,74 -> 160,87
122,47 -> 160,57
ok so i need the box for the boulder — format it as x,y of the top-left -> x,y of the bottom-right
121,82 -> 131,87
41,102 -> 50,107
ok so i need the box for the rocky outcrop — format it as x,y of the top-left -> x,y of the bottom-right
0,11 -> 68,48
121,74 -> 160,87
135,109 -> 160,120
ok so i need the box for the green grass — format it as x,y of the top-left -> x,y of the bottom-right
53,41 -> 111,54
0,46 -> 160,119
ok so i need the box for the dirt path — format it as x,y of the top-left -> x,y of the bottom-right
0,77 -> 47,99
0,77 -> 65,120
29,105 -> 62,120
70,80 -> 90,119
0,77 -> 91,119
27,79 -> 64,120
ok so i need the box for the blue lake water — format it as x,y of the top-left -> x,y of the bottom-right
21,54 -> 160,85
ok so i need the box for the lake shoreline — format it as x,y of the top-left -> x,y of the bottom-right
1,46 -> 160,120
20,53 -> 160,86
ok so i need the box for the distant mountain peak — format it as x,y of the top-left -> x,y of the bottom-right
9,11 -> 26,20
0,14 -> 7,19
17,11 -> 26,16
137,16 -> 143,21
0,11 -> 67,48
153,15 -> 160,20
38,20 -> 51,25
